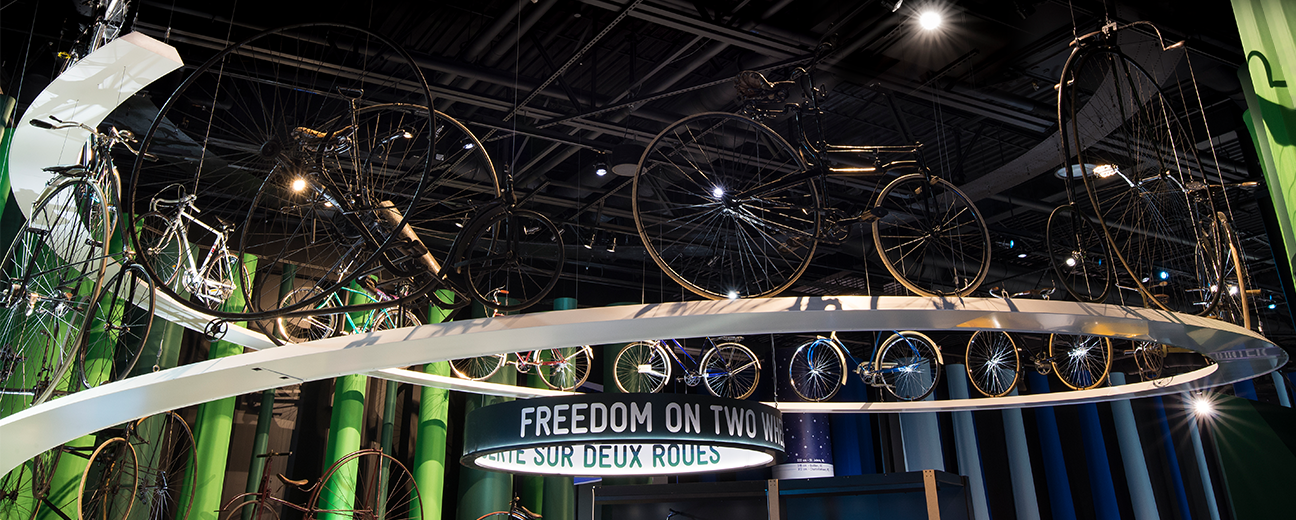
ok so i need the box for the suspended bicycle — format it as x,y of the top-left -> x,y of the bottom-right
633,41 -> 990,300
788,331 -> 943,402
220,449 -> 421,520
612,337 -> 761,399
449,291 -> 591,391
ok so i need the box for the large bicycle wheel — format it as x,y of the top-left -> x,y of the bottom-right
1047,334 -> 1112,390
535,346 -> 593,391
78,437 -> 138,520
1060,47 -> 1222,315
700,342 -> 761,399
79,263 -> 155,388
275,288 -> 341,343
874,332 -> 942,401
873,173 -> 990,297
1132,341 -> 1168,381
1,448 -> 61,520
1047,204 -> 1112,302
130,411 -> 196,520
788,337 -> 847,402
613,341 -> 672,393
633,112 -> 818,300
129,24 -> 434,319
311,450 -> 421,520
0,179 -> 108,415
449,355 -> 507,381
456,208 -> 564,313
964,331 -> 1019,397
1210,214 -> 1251,330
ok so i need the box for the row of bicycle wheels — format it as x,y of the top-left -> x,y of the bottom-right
0,411 -> 194,520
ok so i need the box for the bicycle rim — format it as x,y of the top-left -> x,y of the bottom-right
1048,334 -> 1111,390
964,331 -> 1019,397
874,332 -> 942,401
614,341 -> 672,393
873,174 -> 990,297
788,338 -> 845,402
701,342 -> 761,399
311,450 -> 422,520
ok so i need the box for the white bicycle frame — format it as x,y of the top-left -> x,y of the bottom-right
149,196 -> 236,307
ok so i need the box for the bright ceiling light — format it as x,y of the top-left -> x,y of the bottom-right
1093,164 -> 1119,178
1191,394 -> 1215,417
919,11 -> 942,31
727,290 -> 738,300
291,178 -> 307,192
713,186 -> 724,198
1065,257 -> 1077,267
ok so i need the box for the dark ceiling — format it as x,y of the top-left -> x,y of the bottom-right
3,0 -> 1292,341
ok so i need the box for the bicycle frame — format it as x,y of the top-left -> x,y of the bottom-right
150,198 -> 236,307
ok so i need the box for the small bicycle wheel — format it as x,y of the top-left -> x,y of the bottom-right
633,112 -> 818,300
275,288 -> 341,343
369,307 -> 423,332
788,337 -> 847,402
874,331 -> 942,401
964,331 -> 1019,397
1,448 -> 61,520
536,346 -> 593,391
1132,341 -> 1168,381
192,254 -> 249,311
613,341 -> 672,393
873,174 -> 990,297
457,208 -> 564,313
130,411 -> 196,520
1047,334 -> 1112,390
450,355 -> 507,381
78,437 -> 138,520
1047,204 -> 1111,302
311,450 -> 421,520
129,24 -> 434,319
700,342 -> 761,399
0,178 -> 108,414
79,263 -> 155,388
132,212 -> 187,291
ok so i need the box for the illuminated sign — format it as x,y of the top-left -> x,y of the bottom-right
461,394 -> 784,476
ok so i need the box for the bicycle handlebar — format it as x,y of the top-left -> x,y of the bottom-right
29,115 -> 150,157
152,193 -> 200,213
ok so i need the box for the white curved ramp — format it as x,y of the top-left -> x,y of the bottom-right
1,296 -> 1284,473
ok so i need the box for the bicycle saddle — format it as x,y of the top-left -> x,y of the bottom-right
516,504 -> 542,519
210,214 -> 237,233
276,473 -> 310,488
735,71 -> 791,104
41,164 -> 89,177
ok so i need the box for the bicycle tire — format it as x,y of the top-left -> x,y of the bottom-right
788,337 -> 847,402
132,212 -> 187,291
369,307 -> 423,332
613,341 -> 672,393
1047,334 -> 1112,390
457,208 -> 564,313
275,288 -> 341,343
964,331 -> 1020,397
1047,204 -> 1112,302
78,437 -> 138,520
194,254 -> 250,312
0,178 -> 109,415
128,24 -> 434,320
1060,47 -> 1223,315
450,355 -> 507,381
79,263 -> 155,388
874,331 -> 942,401
0,447 -> 61,520
873,173 -> 990,297
632,112 -> 818,300
221,501 -> 279,520
130,411 -> 196,520
535,346 -> 593,391
700,342 -> 761,399
1211,214 -> 1251,330
310,450 -> 421,520
1132,341 -> 1168,381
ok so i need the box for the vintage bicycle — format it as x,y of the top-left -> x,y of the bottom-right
963,288 -> 1113,397
476,495 -> 542,520
787,331 -> 943,402
221,449 -> 421,520
632,42 -> 991,300
76,410 -> 196,520
612,337 -> 761,399
448,290 -> 592,392
274,276 -> 423,344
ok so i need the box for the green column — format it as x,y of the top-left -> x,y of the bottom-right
240,264 -> 296,520
412,290 -> 455,520
456,302 -> 515,520
317,283 -> 374,520
179,254 -> 257,520
1234,0 -> 1296,289
538,297 -> 577,520
601,302 -> 649,487
0,95 -> 16,218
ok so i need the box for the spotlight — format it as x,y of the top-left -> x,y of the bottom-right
606,237 -> 617,253
1228,285 -> 1239,296
1159,270 -> 1170,280
584,234 -> 595,249
919,10 -> 942,31
463,142 -> 475,150
594,162 -> 608,177
1065,257 -> 1077,267
1007,239 -> 1016,249
1269,303 -> 1277,310
1191,394 -> 1216,417
727,290 -> 739,300
1093,164 -> 1119,178
712,186 -> 724,198
1017,253 -> 1028,258
291,178 -> 307,192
